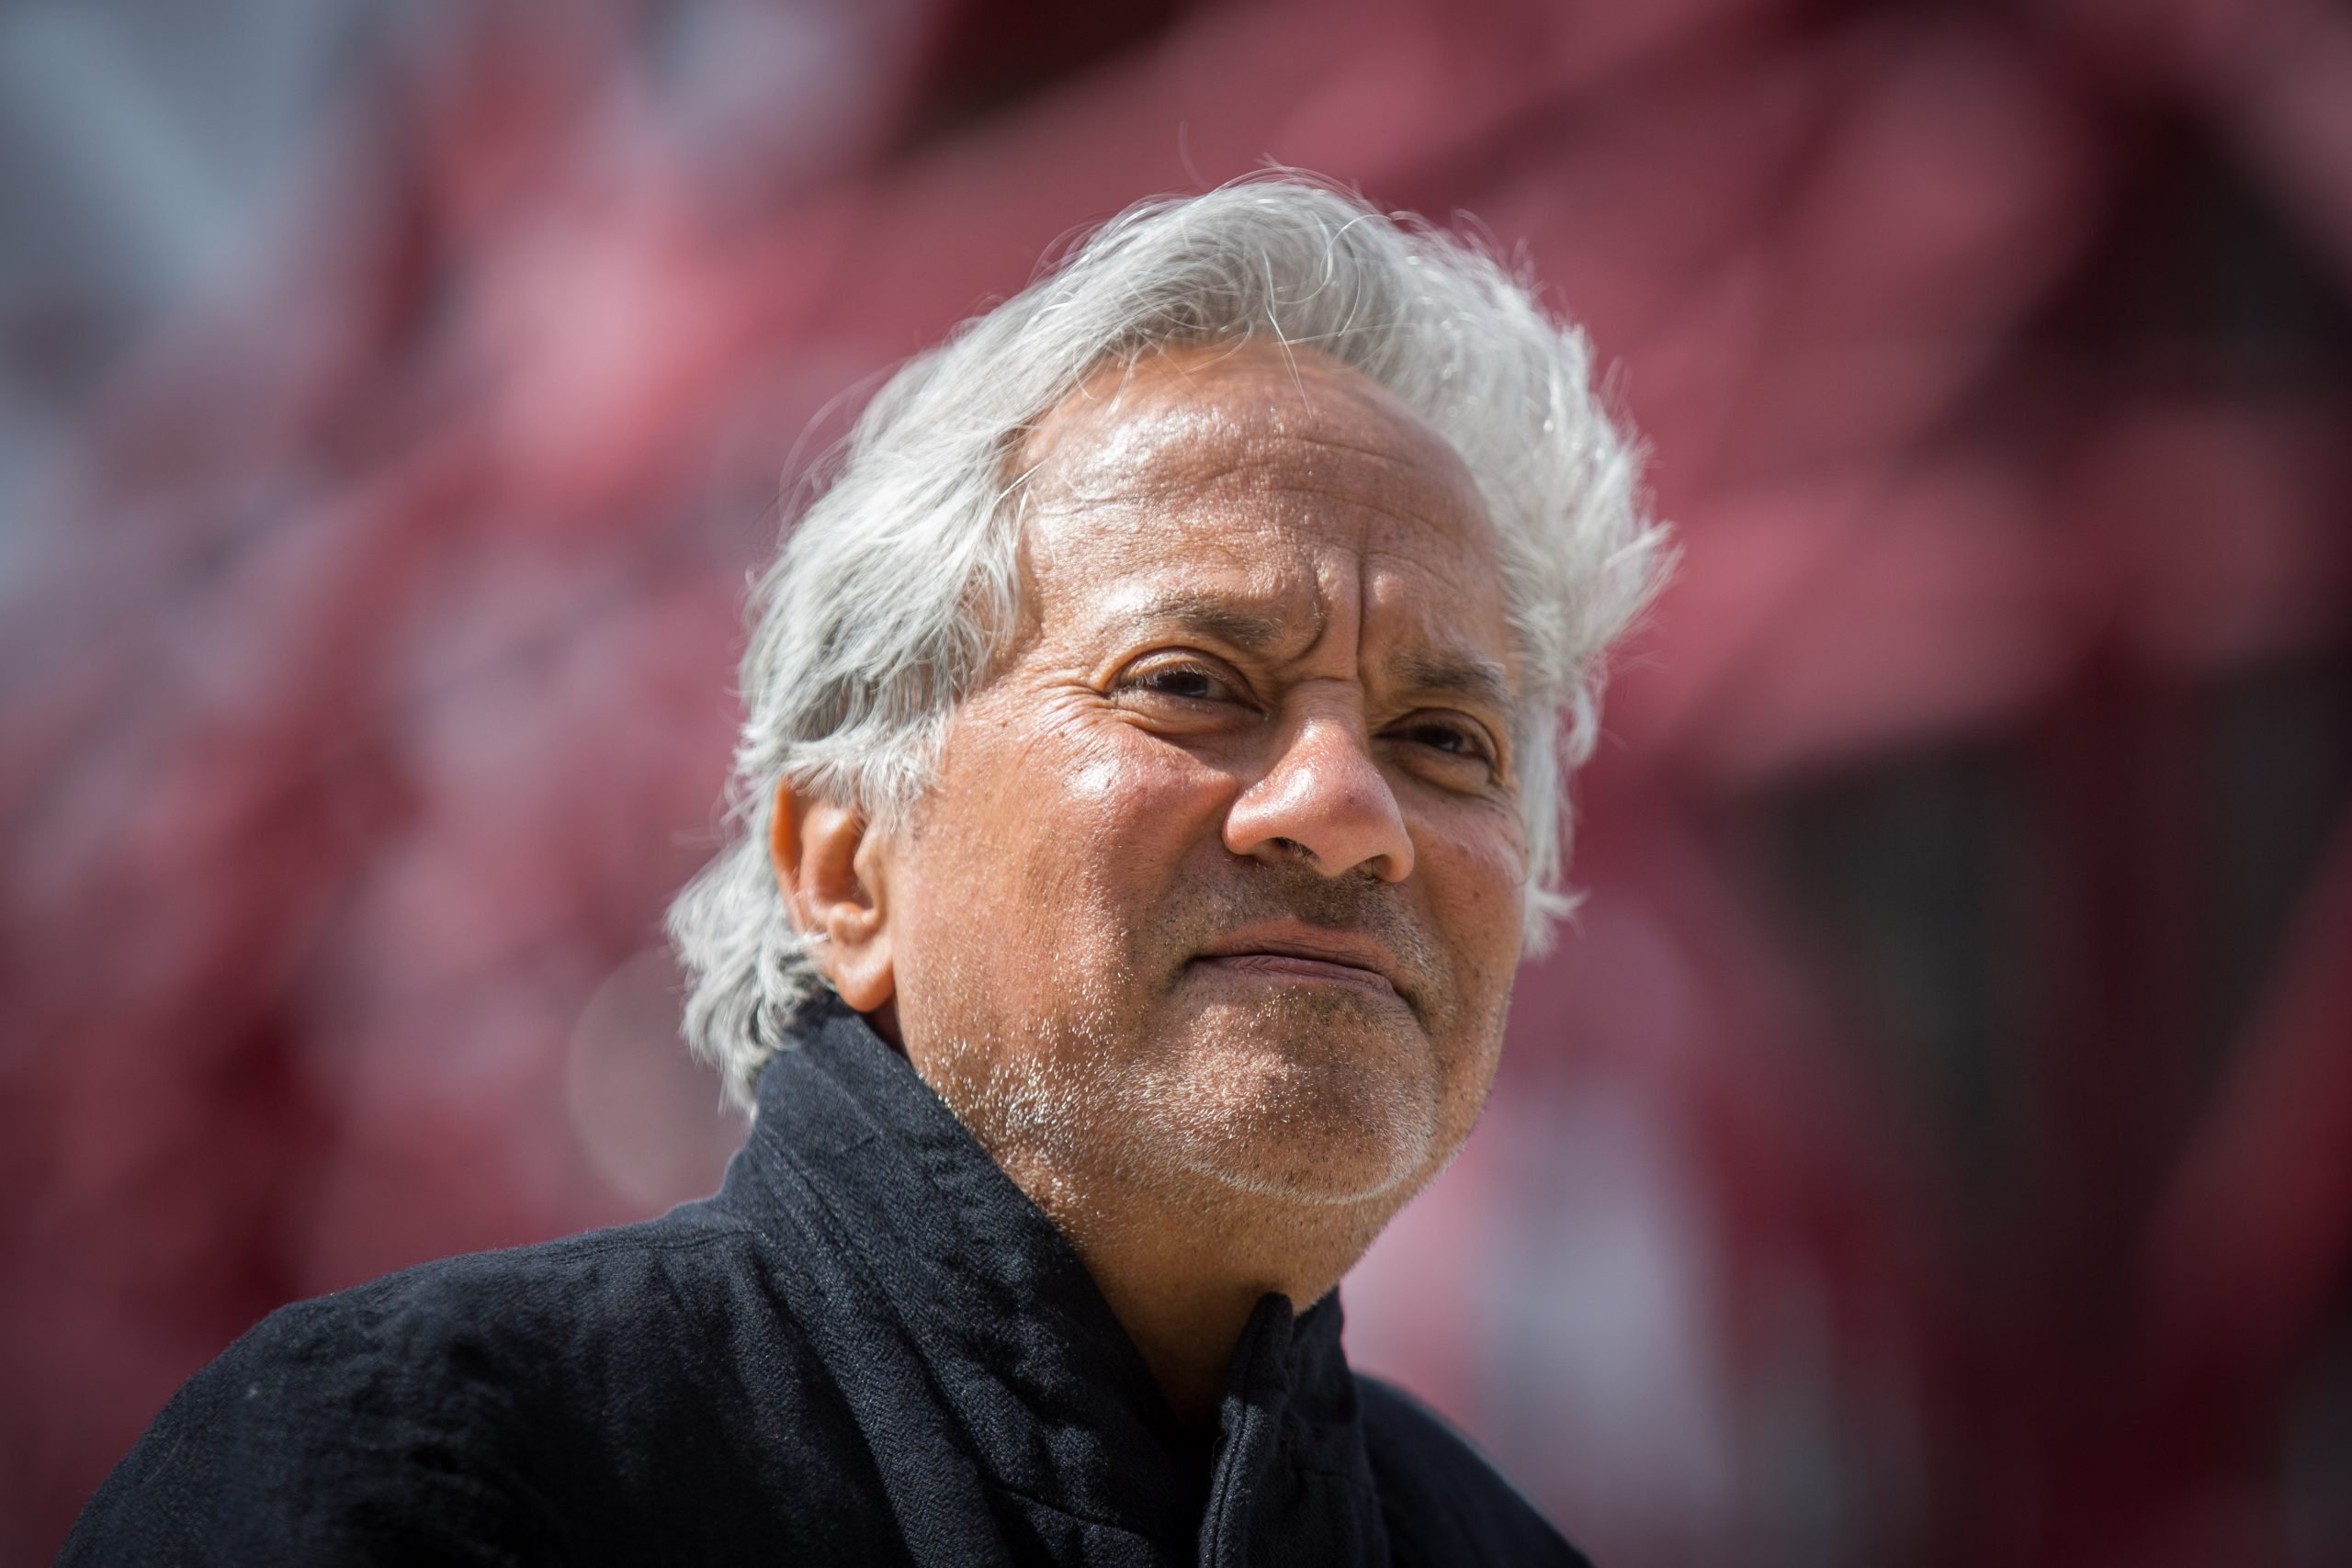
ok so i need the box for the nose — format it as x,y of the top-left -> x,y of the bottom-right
1225,710 -> 1415,882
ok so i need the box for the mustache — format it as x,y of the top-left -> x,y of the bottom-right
1152,864 -> 1442,1004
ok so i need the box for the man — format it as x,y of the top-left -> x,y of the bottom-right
68,177 -> 1663,1565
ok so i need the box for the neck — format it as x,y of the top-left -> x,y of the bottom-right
989,1146 -> 1385,1429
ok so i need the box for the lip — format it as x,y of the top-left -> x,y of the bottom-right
1191,923 -> 1409,1002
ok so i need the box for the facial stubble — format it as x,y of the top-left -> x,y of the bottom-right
910,859 -> 1504,1249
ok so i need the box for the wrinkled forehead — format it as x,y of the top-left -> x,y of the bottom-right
1017,341 -> 1493,534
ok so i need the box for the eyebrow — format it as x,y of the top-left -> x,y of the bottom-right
1123,589 -> 1300,655
1391,647 -> 1516,717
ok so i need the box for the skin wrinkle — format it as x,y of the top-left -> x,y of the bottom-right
779,341 -> 1531,1429
1056,471 -> 1467,537
1029,358 -> 1470,523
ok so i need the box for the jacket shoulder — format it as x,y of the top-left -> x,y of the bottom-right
1356,1374 -> 1595,1567
63,1205 -> 848,1564
194,1202 -> 794,1420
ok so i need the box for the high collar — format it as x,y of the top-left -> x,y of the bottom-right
712,995 -> 1385,1562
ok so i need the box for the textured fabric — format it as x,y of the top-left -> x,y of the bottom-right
66,998 -> 1587,1565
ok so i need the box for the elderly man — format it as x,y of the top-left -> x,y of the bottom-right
69,179 -> 1662,1565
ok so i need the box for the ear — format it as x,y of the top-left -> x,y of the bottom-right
769,782 -> 897,1021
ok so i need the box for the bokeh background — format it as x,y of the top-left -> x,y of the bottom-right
4,0 -> 2349,1562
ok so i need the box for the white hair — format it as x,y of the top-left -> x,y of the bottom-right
669,175 -> 1667,1110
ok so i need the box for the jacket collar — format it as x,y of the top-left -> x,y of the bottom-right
718,994 -> 1384,1558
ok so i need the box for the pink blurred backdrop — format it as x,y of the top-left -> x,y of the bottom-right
4,0 -> 2349,1562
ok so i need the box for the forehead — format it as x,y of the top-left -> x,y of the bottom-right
1015,344 -> 1512,665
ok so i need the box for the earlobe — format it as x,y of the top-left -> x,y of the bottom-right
770,783 -> 896,1017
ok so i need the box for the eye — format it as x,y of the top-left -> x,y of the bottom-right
1139,665 -> 1224,701
1401,720 -> 1479,755
1388,714 -> 1501,775
1116,654 -> 1246,706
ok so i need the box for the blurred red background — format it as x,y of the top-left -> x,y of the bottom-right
4,0 -> 2349,1562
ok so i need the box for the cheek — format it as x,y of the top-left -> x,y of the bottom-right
1417,814 -> 1529,989
1025,728 -> 1232,911
935,715 -> 1238,957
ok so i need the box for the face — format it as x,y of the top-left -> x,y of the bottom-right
880,342 -> 1528,1213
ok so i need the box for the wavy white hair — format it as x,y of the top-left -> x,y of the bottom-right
669,175 -> 1668,1110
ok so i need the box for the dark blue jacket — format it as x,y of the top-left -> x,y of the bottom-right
66,998 -> 1586,1565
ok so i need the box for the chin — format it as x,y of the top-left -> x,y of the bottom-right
1135,1001 -> 1453,1206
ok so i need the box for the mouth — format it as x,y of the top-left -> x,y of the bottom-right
1190,924 -> 1409,1005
